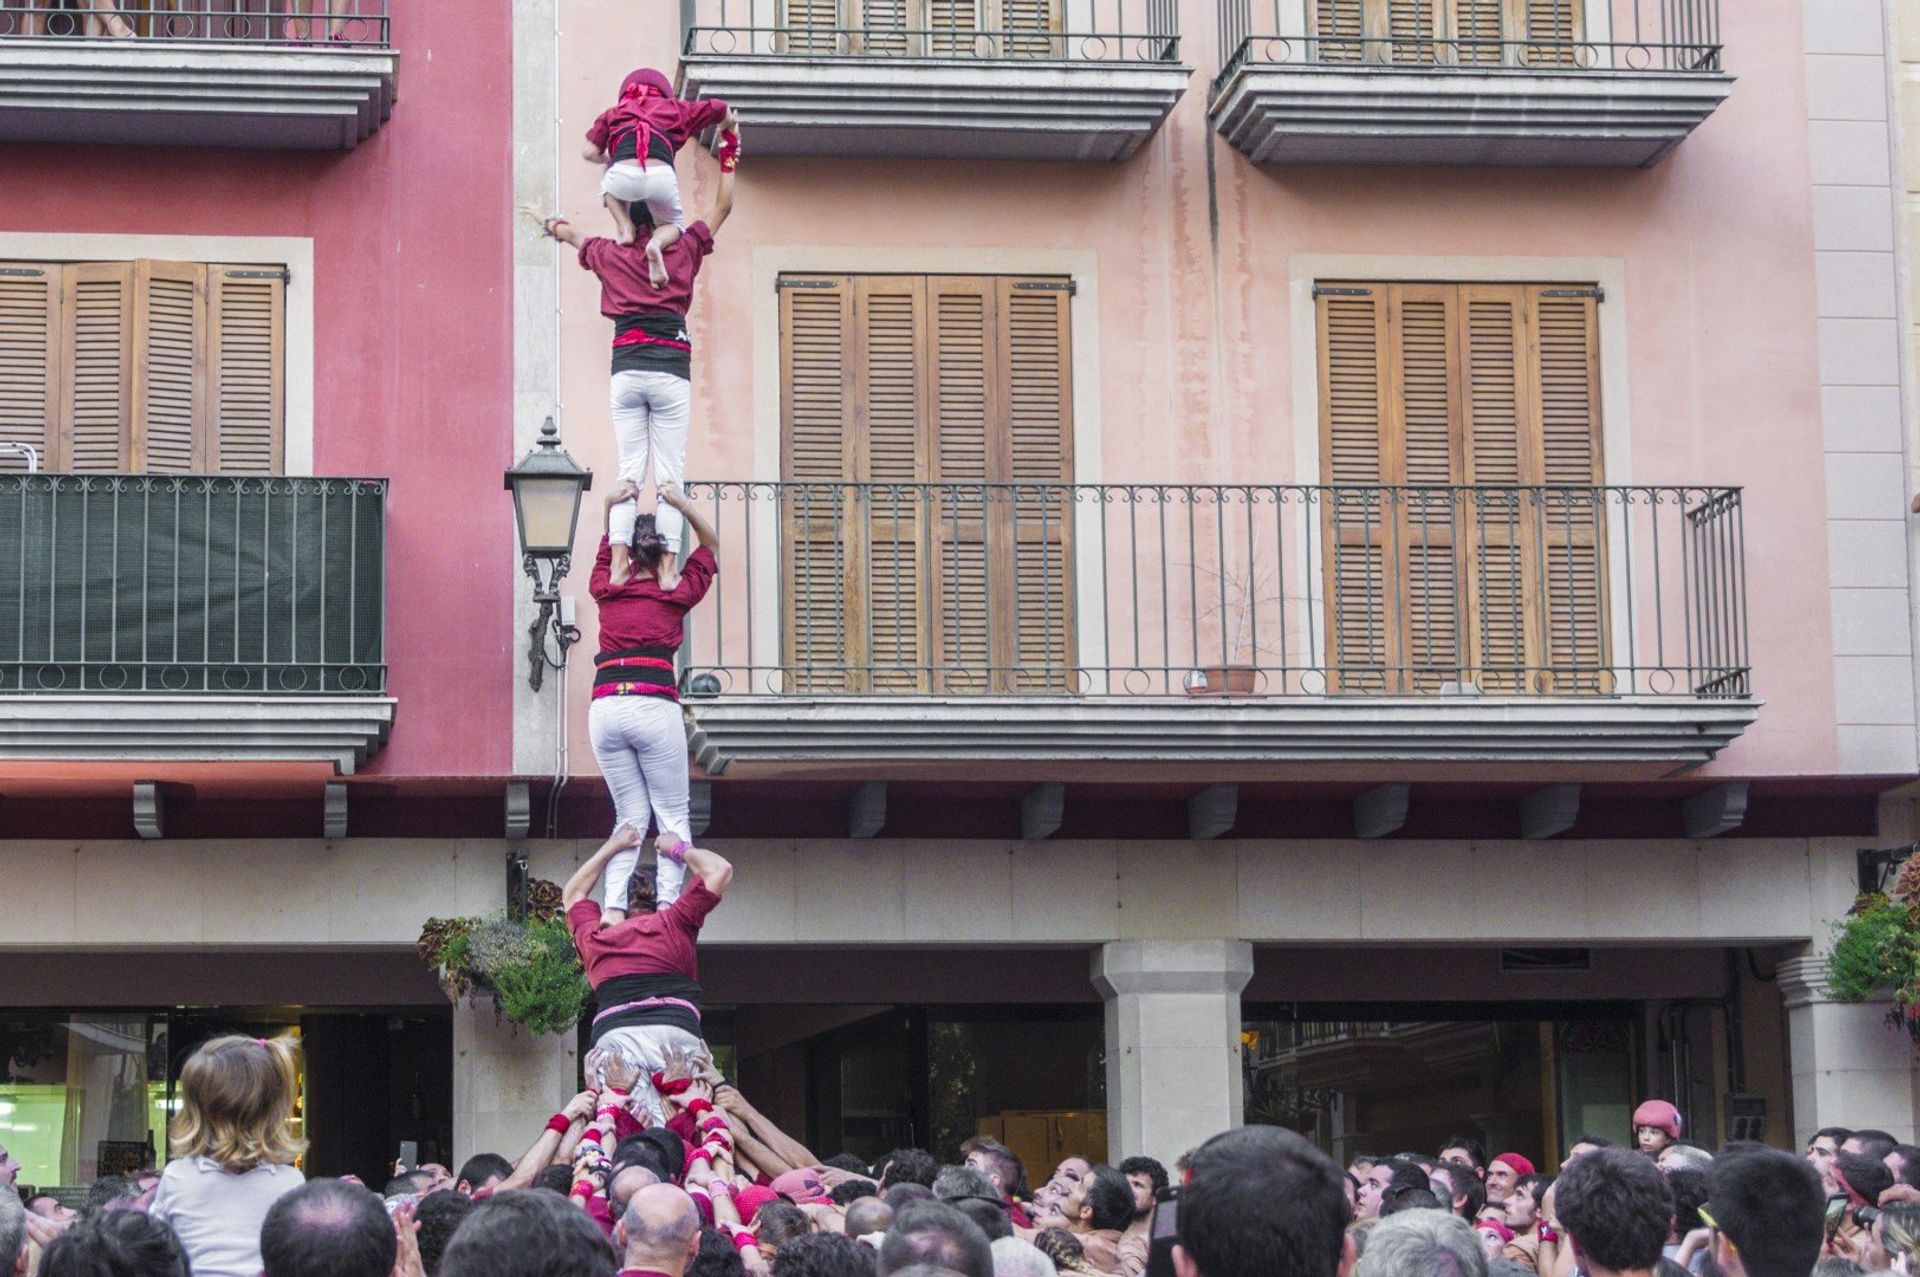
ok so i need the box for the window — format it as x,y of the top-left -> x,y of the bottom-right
780,0 -> 1062,56
0,259 -> 285,473
1313,0 -> 1581,65
779,273 -> 1073,693
1316,281 -> 1605,692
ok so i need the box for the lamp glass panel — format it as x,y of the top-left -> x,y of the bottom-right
516,476 -> 582,554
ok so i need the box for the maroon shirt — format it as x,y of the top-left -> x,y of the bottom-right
586,95 -> 729,165
590,541 -> 716,655
579,221 -> 714,321
567,878 -> 720,989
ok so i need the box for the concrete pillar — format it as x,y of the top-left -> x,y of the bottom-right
1093,940 -> 1255,1167
1779,955 -> 1920,1145
452,998 -> 578,1168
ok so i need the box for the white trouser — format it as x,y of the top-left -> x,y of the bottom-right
601,160 -> 687,232
590,1024 -> 707,1125
608,369 -> 692,551
588,694 -> 690,911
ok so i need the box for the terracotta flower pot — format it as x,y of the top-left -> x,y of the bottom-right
1186,666 -> 1260,697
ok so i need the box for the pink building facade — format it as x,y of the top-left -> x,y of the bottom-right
1,0 -> 1917,1184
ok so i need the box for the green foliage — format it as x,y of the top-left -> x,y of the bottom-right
1826,893 -> 1920,1041
417,890 -> 586,1038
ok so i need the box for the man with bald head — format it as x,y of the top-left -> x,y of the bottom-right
846,1196 -> 894,1241
616,1183 -> 701,1277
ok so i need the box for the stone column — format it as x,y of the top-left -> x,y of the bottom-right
1779,955 -> 1920,1146
1093,941 -> 1255,1167
452,998 -> 578,1168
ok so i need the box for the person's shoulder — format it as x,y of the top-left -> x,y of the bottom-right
566,898 -> 603,928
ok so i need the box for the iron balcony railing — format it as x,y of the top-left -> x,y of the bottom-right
1216,0 -> 1719,93
676,481 -> 1748,699
682,0 -> 1180,63
0,474 -> 387,695
0,1 -> 389,45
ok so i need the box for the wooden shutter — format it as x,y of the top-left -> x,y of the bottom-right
856,277 -> 930,691
780,0 -> 842,53
1459,285 -> 1530,690
1532,288 -> 1604,689
1454,0 -> 1504,63
995,0 -> 1060,57
1520,0 -> 1579,64
1318,288 -> 1392,689
0,264 -> 59,466
208,266 -> 284,473
134,259 -> 206,474
60,262 -> 134,472
780,279 -> 855,691
858,0 -> 910,54
1313,0 -> 1366,62
1385,0 -> 1438,63
1389,284 -> 1464,689
929,277 -> 994,691
999,278 -> 1073,691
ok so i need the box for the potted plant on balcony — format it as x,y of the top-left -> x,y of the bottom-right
1826,856 -> 1920,1044
1183,563 -> 1281,697
417,878 -> 588,1038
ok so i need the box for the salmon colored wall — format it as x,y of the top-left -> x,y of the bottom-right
0,2 -> 518,777
552,0 -> 1834,780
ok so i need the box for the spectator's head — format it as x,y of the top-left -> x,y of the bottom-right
1655,1142 -> 1712,1175
84,1177 -> 142,1218
1834,1152 -> 1894,1217
1429,1163 -> 1484,1222
1484,1154 -> 1533,1206
1560,1136 -> 1612,1175
690,1228 -> 747,1277
616,1184 -> 701,1274
1059,1164 -> 1132,1234
845,1196 -> 895,1239
770,1232 -> 878,1277
1380,1188 -> 1441,1217
879,1199 -> 993,1277
1807,1127 -> 1853,1194
1353,1207 -> 1488,1277
1175,1126 -> 1350,1277
386,1169 -> 436,1199
1553,1149 -> 1671,1276
934,1166 -> 1001,1206
830,1179 -> 879,1208
756,1204 -> 812,1255
1844,1129 -> 1899,1163
1665,1167 -> 1707,1238
0,1189 -> 28,1277
1118,1156 -> 1169,1220
1504,1174 -> 1551,1234
953,1197 -> 1013,1242
1630,1101 -> 1682,1156
877,1149 -> 938,1190
1889,1144 -> 1920,1187
531,1165 -> 573,1196
883,1183 -> 934,1213
961,1137 -> 1029,1203
440,1189 -> 618,1277
36,1211 -> 192,1277
1865,1201 -> 1920,1273
1439,1138 -> 1489,1181
26,1193 -> 78,1226
415,1189 -> 474,1277
169,1033 -> 306,1172
988,1236 -> 1054,1277
611,1165 -> 663,1217
260,1178 -> 398,1277
825,1154 -> 871,1175
1702,1144 -> 1823,1277
457,1153 -> 515,1197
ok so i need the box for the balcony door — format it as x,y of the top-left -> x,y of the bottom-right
780,0 -> 1063,57
1316,281 -> 1605,693
0,259 -> 284,473
1312,0 -> 1583,66
778,273 -> 1074,694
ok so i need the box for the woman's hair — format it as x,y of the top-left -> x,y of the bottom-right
39,1210 -> 191,1277
624,865 -> 657,915
630,513 -> 669,571
168,1033 -> 306,1171
1880,1202 -> 1920,1262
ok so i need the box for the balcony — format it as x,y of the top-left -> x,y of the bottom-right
0,473 -> 393,774
676,481 -> 1758,773
1209,0 -> 1731,167
676,0 -> 1191,161
0,1 -> 397,150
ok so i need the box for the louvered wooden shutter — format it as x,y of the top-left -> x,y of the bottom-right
1389,284 -> 1464,689
780,279 -> 855,691
60,262 -> 134,472
856,276 -> 929,691
134,259 -> 206,473
924,0 -> 975,55
929,277 -> 994,691
1318,288 -> 1392,689
1313,0 -> 1366,62
780,0 -> 842,53
0,265 -> 59,466
1385,0 -> 1438,63
1453,0 -> 1504,64
999,278 -> 1073,691
1532,288 -> 1604,689
859,0 -> 910,54
994,0 -> 1060,58
208,266 -> 284,473
1520,0 -> 1578,64
1459,285 -> 1530,690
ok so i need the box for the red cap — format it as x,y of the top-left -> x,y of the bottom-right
1476,1219 -> 1516,1243
1632,1100 -> 1683,1138
1492,1153 -> 1535,1176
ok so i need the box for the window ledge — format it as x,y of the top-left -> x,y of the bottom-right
686,694 -> 1761,774
0,694 -> 396,775
0,39 -> 398,149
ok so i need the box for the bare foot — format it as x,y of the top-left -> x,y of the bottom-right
645,242 -> 668,289
601,907 -> 627,926
656,562 -> 681,591
614,229 -> 636,246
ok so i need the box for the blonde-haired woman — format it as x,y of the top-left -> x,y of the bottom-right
149,1034 -> 306,1277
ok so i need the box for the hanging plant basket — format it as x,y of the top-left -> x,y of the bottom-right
1826,857 -> 1920,1042
417,878 -> 588,1038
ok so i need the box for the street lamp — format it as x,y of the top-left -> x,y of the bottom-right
505,417 -> 592,691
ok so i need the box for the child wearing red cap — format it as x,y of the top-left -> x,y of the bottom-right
1631,1099 -> 1682,1155
584,68 -> 740,287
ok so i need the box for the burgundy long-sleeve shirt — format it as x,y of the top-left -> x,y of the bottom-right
588,539 -> 716,703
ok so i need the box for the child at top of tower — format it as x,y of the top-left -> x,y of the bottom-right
583,68 -> 738,289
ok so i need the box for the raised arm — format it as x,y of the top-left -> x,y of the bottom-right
563,826 -> 644,910
683,844 -> 733,898
495,1090 -> 597,1192
541,213 -> 583,249
659,483 -> 717,553
704,162 -> 736,236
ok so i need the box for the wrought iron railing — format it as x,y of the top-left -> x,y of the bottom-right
0,1 -> 389,45
0,474 -> 387,695
673,481 -> 1748,699
1215,0 -> 1720,94
681,0 -> 1179,62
